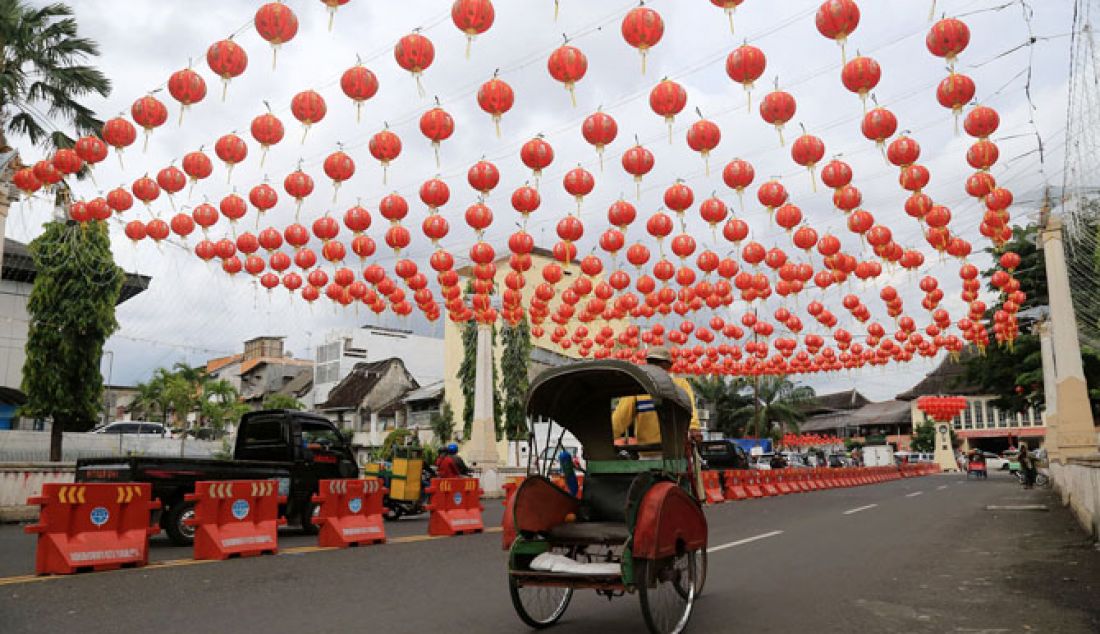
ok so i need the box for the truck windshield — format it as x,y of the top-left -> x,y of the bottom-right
301,423 -> 344,449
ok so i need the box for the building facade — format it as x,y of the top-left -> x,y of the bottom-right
312,325 -> 443,407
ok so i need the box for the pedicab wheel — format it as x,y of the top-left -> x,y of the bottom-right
508,576 -> 573,628
637,550 -> 698,634
692,549 -> 707,595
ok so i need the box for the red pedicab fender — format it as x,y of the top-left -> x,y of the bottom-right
631,481 -> 707,560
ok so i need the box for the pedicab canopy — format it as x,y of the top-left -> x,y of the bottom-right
525,359 -> 693,462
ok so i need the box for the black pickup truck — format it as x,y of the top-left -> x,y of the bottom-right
697,439 -> 751,470
75,410 -> 358,545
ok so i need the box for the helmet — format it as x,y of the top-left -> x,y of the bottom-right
645,345 -> 672,364
446,443 -> 458,454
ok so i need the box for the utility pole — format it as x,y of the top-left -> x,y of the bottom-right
1037,193 -> 1099,462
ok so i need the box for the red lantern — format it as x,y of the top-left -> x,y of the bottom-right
124,220 -> 146,243
840,55 -> 879,109
291,90 -> 327,142
220,193 -> 247,224
621,4 -> 664,74
520,136 -> 554,182
547,42 -> 587,106
582,109 -> 617,169
886,135 -> 920,168
511,185 -> 541,220
101,117 -> 136,167
250,109 -> 284,166
12,168 -> 40,196
131,175 -> 160,209
815,0 -> 861,63
964,105 -> 999,139
369,128 -> 402,184
170,213 -> 195,238
791,132 -> 825,189
452,0 -> 494,56
468,160 -> 500,194
320,0 -> 350,30
419,178 -> 450,211
395,32 -> 435,95
650,79 -> 687,142
774,204 -> 802,232
722,158 -> 755,211
214,133 -> 247,183
477,75 -> 514,137
380,193 -> 409,224
967,140 -> 999,171
106,187 -> 133,214
899,164 -> 930,192
563,166 -> 594,211
699,197 -> 728,228
760,88 -> 796,145
283,169 -> 314,216
663,182 -> 694,215
249,182 -> 278,215
420,105 -> 454,167
131,94 -> 168,151
341,64 -> 379,123
145,219 -> 170,242
51,148 -> 83,176
757,179 -> 788,212
182,149 -> 213,194
725,44 -> 766,109
254,1 -> 299,69
74,136 -> 108,170
687,118 -> 721,175
622,143 -> 654,198
937,73 -> 976,132
465,202 -> 493,236
324,150 -> 355,201
422,214 -> 449,244
927,17 -> 970,66
167,67 -> 206,125
156,165 -> 186,208
206,38 -> 248,99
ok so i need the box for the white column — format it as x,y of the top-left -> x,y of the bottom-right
465,323 -> 501,493
1038,320 -> 1057,415
1039,216 -> 1099,460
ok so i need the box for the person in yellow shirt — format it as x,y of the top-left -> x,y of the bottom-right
612,346 -> 700,445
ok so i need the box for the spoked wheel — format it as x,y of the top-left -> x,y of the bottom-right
692,549 -> 707,595
636,550 -> 698,634
509,576 -> 573,628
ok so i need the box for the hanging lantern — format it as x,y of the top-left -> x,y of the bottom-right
815,0 -> 861,63
369,126 -> 402,184
182,149 -> 213,196
145,219 -> 170,242
581,108 -> 617,170
725,44 -> 766,109
101,117 -> 136,168
51,148 -> 83,176
840,55 -> 879,111
106,187 -> 134,214
452,0 -> 495,57
419,178 -> 450,211
394,31 -> 435,96
477,73 -> 514,137
250,106 -> 284,167
214,133 -> 248,183
520,135 -> 554,183
468,159 -> 500,194
131,94 -> 168,152
563,165 -> 594,212
419,103 -> 454,167
422,214 -> 450,244
12,168 -> 40,197
899,164 -> 930,192
966,140 -> 999,171
167,66 -> 207,125
710,0 -> 745,34
687,115 -> 721,176
820,159 -> 852,189
964,105 -> 999,139
220,192 -> 247,224
621,142 -> 655,199
283,168 -> 315,218
249,182 -> 278,218
323,149 -> 356,202
649,79 -> 687,143
861,106 -> 897,151
699,196 -> 729,231
790,130 -> 825,190
721,158 -> 755,210
927,17 -> 970,68
291,89 -> 327,143
757,179 -> 788,213
886,135 -> 920,168
760,86 -> 796,145
156,165 -> 186,210
937,73 -> 975,132
547,40 -> 587,107
255,2 -> 298,69
320,0 -> 350,30
340,62 -> 379,124
621,3 -> 664,74
170,212 -> 195,238
74,135 -> 108,177
206,38 -> 248,100
511,184 -> 541,222
131,175 -> 160,210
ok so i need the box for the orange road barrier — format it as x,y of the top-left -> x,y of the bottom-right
425,477 -> 484,536
723,470 -> 750,500
25,483 -> 159,575
185,480 -> 285,560
312,478 -> 386,547
702,470 -> 726,504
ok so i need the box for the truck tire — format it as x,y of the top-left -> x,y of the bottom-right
300,502 -> 320,535
164,501 -> 196,546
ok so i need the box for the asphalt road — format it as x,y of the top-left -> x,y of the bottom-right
1,471 -> 1097,634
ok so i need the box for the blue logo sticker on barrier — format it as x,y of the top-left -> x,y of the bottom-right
348,497 -> 362,514
231,499 -> 250,520
90,506 -> 110,527
453,492 -> 462,506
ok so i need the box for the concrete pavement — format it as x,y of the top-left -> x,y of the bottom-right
0,472 -> 1097,633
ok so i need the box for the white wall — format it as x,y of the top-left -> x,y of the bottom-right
0,429 -> 221,462
313,326 -> 444,404
0,463 -> 75,521
0,277 -> 31,391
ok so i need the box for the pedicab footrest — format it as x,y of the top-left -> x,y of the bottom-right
511,569 -> 625,590
546,521 -> 630,545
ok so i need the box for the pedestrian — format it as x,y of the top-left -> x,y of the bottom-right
1019,442 -> 1037,489
558,449 -> 581,497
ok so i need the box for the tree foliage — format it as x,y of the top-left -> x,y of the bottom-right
458,317 -> 502,440
689,375 -> 752,437
0,0 -> 111,150
729,376 -> 815,440
910,417 -> 959,453
263,393 -> 305,411
500,317 -> 531,442
21,221 -> 122,460
429,399 -> 456,444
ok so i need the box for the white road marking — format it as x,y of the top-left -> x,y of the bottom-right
937,485 -> 949,490
707,530 -> 783,553
843,504 -> 878,515
906,491 -> 924,498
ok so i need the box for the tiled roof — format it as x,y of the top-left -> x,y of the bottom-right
206,354 -> 242,374
239,356 -> 314,375
895,350 -> 983,401
801,400 -> 913,432
800,389 -> 871,415
318,358 -> 415,410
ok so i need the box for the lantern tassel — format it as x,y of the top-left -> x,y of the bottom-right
666,117 -> 674,144
221,78 -> 229,102
333,183 -> 340,204
736,190 -> 745,214
226,163 -> 234,184
776,125 -> 785,146
635,176 -> 642,200
596,146 -> 604,171
838,36 -> 848,65
567,84 -> 576,108
271,45 -> 279,71
465,35 -> 473,59
142,129 -> 151,153
494,115 -> 502,139
302,124 -> 311,144
328,6 -> 336,31
726,9 -> 735,35
178,106 -> 187,127
383,164 -> 388,186
414,72 -> 426,98
433,142 -> 441,168
808,165 -> 817,192
640,49 -> 648,75
554,0 -> 560,20
745,86 -> 752,111
260,147 -> 269,168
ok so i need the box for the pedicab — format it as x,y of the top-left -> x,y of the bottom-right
505,360 -> 707,634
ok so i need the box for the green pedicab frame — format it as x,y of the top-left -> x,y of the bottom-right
505,360 -> 708,634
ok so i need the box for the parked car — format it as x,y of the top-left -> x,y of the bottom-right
826,454 -> 851,468
983,451 -> 1009,471
75,410 -> 358,545
698,440 -> 750,470
780,452 -> 813,468
90,421 -> 169,437
750,454 -> 773,470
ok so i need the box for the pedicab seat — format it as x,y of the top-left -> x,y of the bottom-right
547,521 -> 630,545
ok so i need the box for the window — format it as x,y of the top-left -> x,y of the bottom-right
317,341 -> 341,364
343,338 -> 367,358
974,402 -> 985,426
243,418 -> 283,445
301,422 -> 344,448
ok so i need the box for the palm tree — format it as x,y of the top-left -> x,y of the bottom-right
730,376 -> 815,440
131,378 -> 164,422
689,375 -> 752,437
0,1 -> 111,151
201,379 -> 248,436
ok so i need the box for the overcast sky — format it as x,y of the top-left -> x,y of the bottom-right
6,0 -> 1074,400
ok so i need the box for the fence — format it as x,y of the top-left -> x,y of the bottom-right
0,430 -> 221,463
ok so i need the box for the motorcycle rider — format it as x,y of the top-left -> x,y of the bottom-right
436,443 -> 470,478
